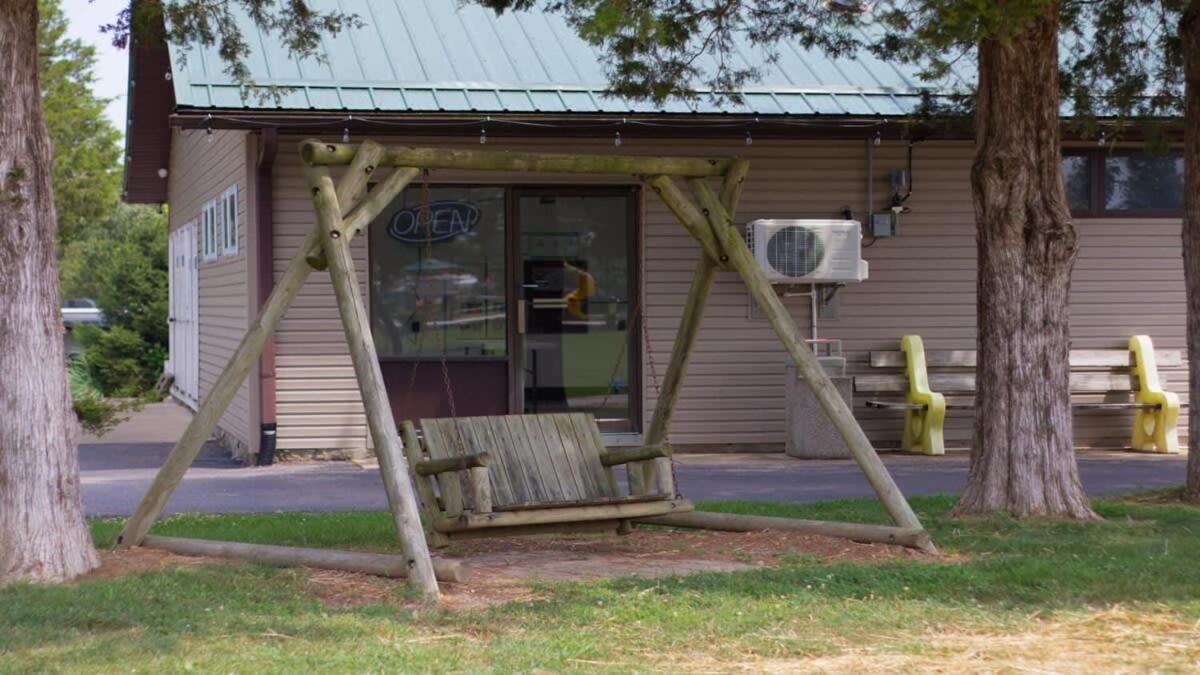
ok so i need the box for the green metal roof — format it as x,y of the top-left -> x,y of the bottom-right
168,1 -> 964,117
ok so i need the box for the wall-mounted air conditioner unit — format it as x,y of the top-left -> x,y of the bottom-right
746,219 -> 868,283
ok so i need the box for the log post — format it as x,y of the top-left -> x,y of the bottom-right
639,511 -> 933,551
400,421 -> 450,548
685,178 -> 930,541
301,139 -> 733,177
641,162 -> 748,494
116,142 -> 391,549
468,466 -> 493,514
142,536 -> 467,582
309,166 -> 440,601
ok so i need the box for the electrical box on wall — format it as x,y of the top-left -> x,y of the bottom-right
869,212 -> 898,237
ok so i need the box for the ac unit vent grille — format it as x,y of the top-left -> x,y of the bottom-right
765,226 -> 825,278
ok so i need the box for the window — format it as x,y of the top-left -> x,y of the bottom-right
1061,154 -> 1092,213
369,186 -> 507,358
1104,154 -> 1184,213
221,185 -> 239,256
201,199 -> 218,261
1062,149 -> 1183,216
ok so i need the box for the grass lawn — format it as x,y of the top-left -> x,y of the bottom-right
3,493 -> 1200,672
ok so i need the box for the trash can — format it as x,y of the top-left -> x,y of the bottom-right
785,357 -> 854,459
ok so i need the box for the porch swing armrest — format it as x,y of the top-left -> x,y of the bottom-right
413,452 -> 492,477
599,444 -> 669,467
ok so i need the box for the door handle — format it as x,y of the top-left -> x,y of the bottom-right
516,301 -> 527,334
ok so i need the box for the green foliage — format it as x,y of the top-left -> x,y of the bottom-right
474,1 -> 1066,105
66,355 -> 128,435
38,0 -> 122,249
1060,0 -> 1186,131
61,204 -> 169,397
75,324 -> 164,398
476,0 -> 1184,135
105,0 -> 360,93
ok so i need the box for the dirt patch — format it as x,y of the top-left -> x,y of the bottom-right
83,528 -> 931,611
86,547 -> 209,580
342,528 -> 927,611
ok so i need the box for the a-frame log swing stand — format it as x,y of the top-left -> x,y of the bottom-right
115,139 -> 936,603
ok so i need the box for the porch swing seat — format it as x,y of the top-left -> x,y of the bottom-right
400,413 -> 693,543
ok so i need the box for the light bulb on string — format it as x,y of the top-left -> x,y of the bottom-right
614,131 -> 622,147
745,130 -> 753,146
872,131 -> 882,146
1098,130 -> 1107,147
480,127 -> 487,144
342,128 -> 350,143
205,114 -> 214,143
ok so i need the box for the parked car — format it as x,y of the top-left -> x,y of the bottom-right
62,298 -> 105,328
62,299 -> 105,356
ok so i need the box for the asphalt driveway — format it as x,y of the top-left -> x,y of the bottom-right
80,441 -> 1188,517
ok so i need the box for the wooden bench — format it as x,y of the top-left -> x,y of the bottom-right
399,413 -> 693,546
855,335 -> 1182,456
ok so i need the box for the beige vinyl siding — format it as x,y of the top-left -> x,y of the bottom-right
167,128 -> 253,456
272,156 -> 370,450
268,135 -> 1187,452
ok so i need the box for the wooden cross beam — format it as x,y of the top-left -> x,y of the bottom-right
301,140 -> 733,177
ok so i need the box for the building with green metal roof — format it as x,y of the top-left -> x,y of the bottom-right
127,1 -> 1188,463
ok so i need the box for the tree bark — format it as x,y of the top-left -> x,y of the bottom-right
0,0 -> 100,582
953,2 -> 1097,519
1181,1 -> 1200,505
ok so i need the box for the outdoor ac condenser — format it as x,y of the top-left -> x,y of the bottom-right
746,219 -> 869,283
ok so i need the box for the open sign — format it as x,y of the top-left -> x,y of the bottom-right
387,200 -> 480,244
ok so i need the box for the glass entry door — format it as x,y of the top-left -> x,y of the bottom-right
515,188 -> 639,432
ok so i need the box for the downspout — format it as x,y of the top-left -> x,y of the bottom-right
255,128 -> 279,465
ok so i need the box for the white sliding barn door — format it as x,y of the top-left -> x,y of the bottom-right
169,221 -> 199,408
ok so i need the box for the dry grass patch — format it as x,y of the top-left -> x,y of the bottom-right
662,606 -> 1200,674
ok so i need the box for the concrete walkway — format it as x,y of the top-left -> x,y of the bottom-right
78,402 -> 1188,516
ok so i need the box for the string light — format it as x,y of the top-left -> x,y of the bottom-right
183,112 -> 892,133
1097,130 -> 1107,147
181,112 -> 898,153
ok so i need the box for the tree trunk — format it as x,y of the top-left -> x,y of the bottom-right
0,0 -> 100,582
1181,1 -> 1200,505
953,2 -> 1097,519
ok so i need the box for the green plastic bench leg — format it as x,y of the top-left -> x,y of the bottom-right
900,335 -> 946,456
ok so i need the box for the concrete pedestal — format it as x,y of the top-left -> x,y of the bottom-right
785,359 -> 854,459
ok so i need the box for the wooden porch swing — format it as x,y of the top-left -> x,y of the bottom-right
115,139 -> 934,602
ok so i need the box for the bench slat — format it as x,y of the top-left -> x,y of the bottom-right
870,349 -> 1182,369
855,372 -> 1136,394
420,413 -> 614,511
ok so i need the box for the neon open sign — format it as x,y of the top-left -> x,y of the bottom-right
387,201 -> 480,244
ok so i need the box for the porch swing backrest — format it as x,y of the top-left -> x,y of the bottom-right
420,413 -> 618,509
